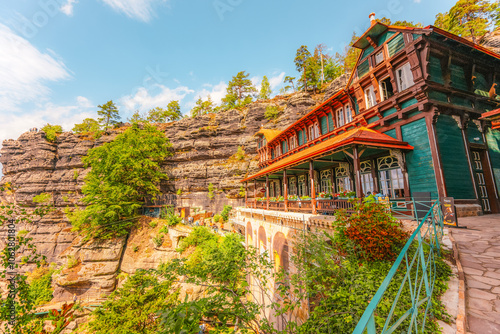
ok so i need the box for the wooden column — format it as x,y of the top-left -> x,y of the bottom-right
245,181 -> 248,206
310,160 -> 317,214
265,175 -> 270,210
253,181 -> 257,208
426,112 -> 447,198
371,158 -> 380,193
353,145 -> 363,198
283,170 -> 288,212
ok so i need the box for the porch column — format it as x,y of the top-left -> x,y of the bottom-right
310,160 -> 317,214
283,170 -> 288,212
245,181 -> 248,206
371,158 -> 380,193
253,181 -> 257,208
265,175 -> 270,210
353,145 -> 363,198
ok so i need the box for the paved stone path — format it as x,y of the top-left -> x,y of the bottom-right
450,214 -> 500,334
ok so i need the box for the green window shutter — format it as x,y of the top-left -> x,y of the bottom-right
320,116 -> 328,134
303,129 -> 307,143
328,112 -> 334,130
360,45 -> 374,61
450,63 -> 468,91
271,149 -> 275,159
357,59 -> 369,79
387,34 -> 405,57
429,56 -> 445,85
353,98 -> 359,114
474,72 -> 489,97
298,131 -> 303,145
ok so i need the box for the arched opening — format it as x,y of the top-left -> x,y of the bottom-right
246,222 -> 253,247
258,226 -> 267,254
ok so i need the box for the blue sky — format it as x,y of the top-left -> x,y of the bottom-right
0,0 -> 457,145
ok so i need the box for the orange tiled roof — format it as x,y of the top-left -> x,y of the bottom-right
242,127 -> 413,182
480,108 -> 500,130
255,129 -> 282,142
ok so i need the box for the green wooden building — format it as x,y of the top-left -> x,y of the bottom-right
243,16 -> 500,216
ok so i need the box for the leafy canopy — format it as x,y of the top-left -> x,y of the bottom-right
68,123 -> 172,239
191,95 -> 216,117
97,100 -> 121,129
258,75 -> 272,100
147,101 -> 182,123
221,71 -> 257,109
41,124 -> 63,142
72,118 -> 101,134
434,0 -> 498,43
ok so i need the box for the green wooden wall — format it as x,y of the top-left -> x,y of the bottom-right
402,118 -> 439,198
436,115 -> 475,199
429,56 -> 444,85
384,128 -> 397,139
486,129 -> 500,194
320,116 -> 328,135
388,34 -> 405,57
467,121 -> 484,144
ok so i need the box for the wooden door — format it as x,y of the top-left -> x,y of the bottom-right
471,150 -> 497,213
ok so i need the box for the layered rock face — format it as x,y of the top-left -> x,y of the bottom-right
0,92 -> 320,304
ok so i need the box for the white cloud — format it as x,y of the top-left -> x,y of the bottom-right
187,81 -> 227,109
414,0 -> 421,3
269,72 -> 286,91
0,96 -> 94,145
0,24 -> 70,111
101,0 -> 167,22
60,0 -> 78,16
120,84 -> 194,112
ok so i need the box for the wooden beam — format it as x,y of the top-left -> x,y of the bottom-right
283,170 -> 288,212
353,145 -> 363,198
310,160 -> 317,214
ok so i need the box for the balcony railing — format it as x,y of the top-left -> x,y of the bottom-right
246,198 -> 355,214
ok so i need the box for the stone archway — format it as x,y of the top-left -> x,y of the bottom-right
258,226 -> 267,254
246,221 -> 253,247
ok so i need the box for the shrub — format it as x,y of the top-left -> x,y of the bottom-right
33,192 -> 52,204
333,199 -> 409,261
27,267 -> 54,306
220,205 -> 232,222
66,255 -> 79,269
176,189 -> 182,195
208,183 -> 215,200
73,170 -> 79,180
160,207 -> 182,226
239,185 -> 245,197
149,220 -> 158,228
41,124 -> 63,142
176,226 -> 218,253
264,104 -> 281,121
133,245 -> 139,252
152,234 -> 164,247
213,214 -> 221,223
18,229 -> 29,236
234,146 -> 245,161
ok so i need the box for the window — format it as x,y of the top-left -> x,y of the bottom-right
298,175 -> 308,197
345,105 -> 353,124
288,177 -> 297,196
396,63 -> 414,92
374,51 -> 384,66
380,77 -> 394,101
320,169 -> 332,193
335,166 -> 352,193
289,135 -> 297,150
360,161 -> 374,194
365,86 -> 376,109
336,108 -> 345,127
309,123 -> 320,140
377,156 -> 404,198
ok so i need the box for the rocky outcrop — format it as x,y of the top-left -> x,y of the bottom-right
322,74 -> 349,101
480,28 -> 500,55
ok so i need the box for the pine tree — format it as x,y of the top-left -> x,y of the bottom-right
146,101 -> 182,123
72,118 -> 101,133
434,0 -> 497,43
283,76 -> 296,92
97,100 -> 120,129
294,45 -> 311,91
259,76 -> 272,100
221,71 -> 257,109
191,95 -> 216,117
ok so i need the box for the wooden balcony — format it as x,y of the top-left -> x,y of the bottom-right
245,198 -> 355,215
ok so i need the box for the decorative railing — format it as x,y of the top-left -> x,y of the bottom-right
352,200 -> 444,334
287,200 -> 313,213
316,198 -> 356,215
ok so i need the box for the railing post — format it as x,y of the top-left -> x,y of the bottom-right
266,175 -> 270,211
284,170 -> 288,212
310,160 -> 317,214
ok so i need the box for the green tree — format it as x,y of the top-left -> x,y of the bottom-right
147,101 -> 182,123
41,124 -> 63,142
434,0 -> 497,43
294,45 -> 311,91
258,75 -> 272,100
128,111 -> 147,123
97,100 -> 121,129
72,118 -> 101,134
283,75 -> 296,92
191,95 -> 216,117
335,32 -> 361,74
68,123 -> 172,239
84,269 -> 178,334
377,17 -> 423,27
221,71 -> 257,109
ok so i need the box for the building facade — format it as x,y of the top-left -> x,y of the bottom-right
243,19 -> 500,216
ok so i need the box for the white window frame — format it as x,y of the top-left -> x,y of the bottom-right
365,85 -> 376,109
396,62 -> 414,92
336,108 -> 345,127
379,76 -> 391,101
374,51 -> 384,66
345,105 -> 352,124
308,124 -> 315,140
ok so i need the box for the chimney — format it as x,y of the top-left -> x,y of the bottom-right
369,12 -> 376,25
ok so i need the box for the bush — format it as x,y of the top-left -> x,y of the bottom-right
41,124 -> 63,142
66,255 -> 79,269
176,226 -> 218,253
220,205 -> 232,222
213,214 -> 221,223
333,199 -> 409,262
149,220 -> 158,228
27,267 -> 54,306
152,234 -> 164,247
264,104 -> 281,121
208,183 -> 215,200
160,207 -> 181,226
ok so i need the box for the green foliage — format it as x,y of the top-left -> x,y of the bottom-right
68,123 -> 172,239
258,75 -> 272,100
33,192 -> 52,205
283,75 -> 296,92
213,214 -> 221,223
27,267 -> 54,306
65,255 -> 78,269
73,170 -> 79,180
176,226 -> 218,253
72,118 -> 101,134
41,124 -> 63,143
294,45 -> 311,91
128,110 -> 147,123
221,71 -> 257,110
238,185 -> 245,197
84,269 -> 178,334
133,245 -> 139,252
152,234 -> 164,247
97,100 -> 121,129
191,95 -> 216,117
377,17 -> 423,27
176,189 -> 182,195
220,205 -> 232,222
147,101 -> 182,123
234,146 -> 245,161
335,32 -> 361,74
160,207 -> 181,226
434,0 -> 498,43
264,104 -> 281,121
296,44 -> 342,92
149,220 -> 158,228
207,182 -> 215,200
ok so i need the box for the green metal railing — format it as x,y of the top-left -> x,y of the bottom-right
352,200 -> 444,334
